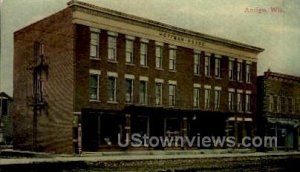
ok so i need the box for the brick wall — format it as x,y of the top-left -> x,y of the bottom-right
13,8 -> 75,153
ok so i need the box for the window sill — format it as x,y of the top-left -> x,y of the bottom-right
246,81 -> 252,84
108,60 -> 118,64
125,102 -> 133,105
107,101 -> 118,104
194,74 -> 201,77
140,65 -> 149,68
205,76 -> 211,78
89,99 -> 101,103
90,57 -> 101,61
168,70 -> 176,73
215,77 -> 222,80
125,63 -> 135,66
245,111 -> 252,114
155,68 -> 164,71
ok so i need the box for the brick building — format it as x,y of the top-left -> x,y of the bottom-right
13,1 -> 264,153
0,92 -> 13,145
257,70 -> 300,150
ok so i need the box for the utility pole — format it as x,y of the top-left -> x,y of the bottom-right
28,42 -> 48,151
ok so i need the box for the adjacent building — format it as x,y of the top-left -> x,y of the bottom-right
257,70 -> 300,150
13,1 -> 264,153
0,92 -> 13,145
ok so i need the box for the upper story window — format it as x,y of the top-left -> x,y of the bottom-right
169,45 -> 176,71
269,95 -> 274,112
214,87 -> 221,110
229,59 -> 234,81
108,32 -> 118,61
107,72 -> 118,102
140,39 -> 148,66
288,97 -> 295,114
194,52 -> 201,75
215,56 -> 221,78
204,85 -> 211,109
237,90 -> 243,112
89,69 -> 101,101
228,89 -> 235,111
274,95 -> 280,113
90,29 -> 100,59
0,98 -> 9,116
125,37 -> 134,64
155,42 -> 163,69
245,91 -> 251,112
205,53 -> 211,77
237,61 -> 242,82
139,77 -> 148,105
168,83 -> 176,107
246,63 -> 251,83
193,84 -> 201,108
155,79 -> 163,106
125,74 -> 134,104
281,96 -> 287,113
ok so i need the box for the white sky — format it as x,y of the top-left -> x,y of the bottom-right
1,0 -> 300,96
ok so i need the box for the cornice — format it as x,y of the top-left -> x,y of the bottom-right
68,0 -> 264,54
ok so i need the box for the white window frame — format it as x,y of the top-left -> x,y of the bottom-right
155,80 -> 163,106
108,32 -> 118,61
89,69 -> 101,101
107,72 -> 118,103
229,59 -> 234,81
155,42 -> 163,69
205,53 -> 211,77
90,28 -> 100,59
228,88 -> 235,111
125,74 -> 135,104
194,52 -> 201,75
169,45 -> 176,71
269,95 -> 274,112
168,80 -> 177,107
215,56 -> 221,78
140,39 -> 148,66
204,85 -> 211,109
237,90 -> 243,112
214,87 -> 221,110
245,91 -> 252,113
246,64 -> 251,83
125,37 -> 134,64
193,84 -> 201,108
139,76 -> 148,105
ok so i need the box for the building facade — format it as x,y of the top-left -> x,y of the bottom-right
257,70 -> 300,150
13,1 -> 263,153
0,92 -> 13,145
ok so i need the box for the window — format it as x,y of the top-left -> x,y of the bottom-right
125,79 -> 133,103
245,93 -> 251,112
246,64 -> 251,83
229,60 -> 234,80
288,97 -> 295,114
269,95 -> 274,112
89,73 -> 100,100
126,39 -> 133,64
140,42 -> 148,66
193,87 -> 200,108
215,57 -> 221,78
214,88 -> 221,110
108,35 -> 117,61
237,92 -> 243,112
169,84 -> 176,106
237,62 -> 242,82
194,53 -> 201,75
0,98 -> 8,116
169,48 -> 176,70
108,76 -> 117,102
281,97 -> 286,113
156,45 -> 163,69
205,54 -> 210,77
228,90 -> 235,111
274,96 -> 280,113
155,82 -> 163,105
204,86 -> 211,109
90,31 -> 100,59
139,80 -> 147,105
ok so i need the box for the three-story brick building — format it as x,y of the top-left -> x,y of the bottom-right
13,1 -> 264,153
